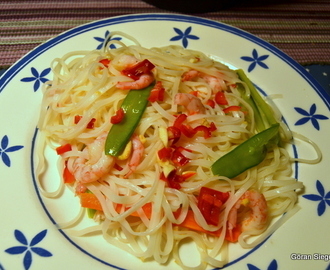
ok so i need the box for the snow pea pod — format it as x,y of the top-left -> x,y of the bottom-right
105,83 -> 155,156
211,123 -> 279,178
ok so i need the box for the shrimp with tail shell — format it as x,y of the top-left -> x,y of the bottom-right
72,132 -> 115,187
227,190 -> 268,239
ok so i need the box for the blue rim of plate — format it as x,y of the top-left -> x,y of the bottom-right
2,13 -> 329,270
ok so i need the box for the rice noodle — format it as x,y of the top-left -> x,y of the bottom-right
35,32 -> 321,270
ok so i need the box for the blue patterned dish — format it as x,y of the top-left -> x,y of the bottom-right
0,14 -> 329,270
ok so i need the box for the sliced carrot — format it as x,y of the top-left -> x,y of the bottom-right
80,192 -> 153,217
129,202 -> 152,218
79,193 -> 241,242
174,209 -> 240,242
174,210 -> 221,237
225,224 -> 241,243
80,193 -> 103,211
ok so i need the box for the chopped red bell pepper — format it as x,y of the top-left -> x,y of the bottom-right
158,147 -> 173,161
160,170 -> 184,190
87,118 -> 96,129
215,91 -> 228,105
56,143 -> 72,155
148,81 -> 165,102
206,99 -> 215,108
181,171 -> 196,180
171,146 -> 191,167
189,91 -> 198,96
111,108 -> 125,124
223,106 -> 241,114
121,59 -> 155,80
173,114 -> 188,129
171,113 -> 216,140
179,124 -> 195,138
99,58 -> 110,68
181,123 -> 217,139
198,187 -> 230,226
74,115 -> 82,124
74,115 -> 96,129
114,163 -> 123,171
63,161 -> 75,183
167,126 -> 181,145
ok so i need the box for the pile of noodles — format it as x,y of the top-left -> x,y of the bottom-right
35,32 -> 321,270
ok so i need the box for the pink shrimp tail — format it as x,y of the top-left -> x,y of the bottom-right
126,134 -> 144,177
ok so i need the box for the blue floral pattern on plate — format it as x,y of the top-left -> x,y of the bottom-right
0,135 -> 24,167
20,67 -> 51,92
294,104 -> 329,130
247,259 -> 278,270
5,230 -> 52,270
94,30 -> 122,50
1,13 -> 329,270
241,49 -> 269,72
303,180 -> 330,216
170,26 -> 199,48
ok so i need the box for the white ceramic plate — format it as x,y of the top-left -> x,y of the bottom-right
1,14 -> 329,270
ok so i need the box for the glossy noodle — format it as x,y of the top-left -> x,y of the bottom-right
36,32 -> 320,269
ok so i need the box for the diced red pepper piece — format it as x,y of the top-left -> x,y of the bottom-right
209,122 -> 217,132
111,108 -> 125,124
74,115 -> 96,129
198,187 -> 230,226
171,146 -> 191,167
215,91 -> 228,105
114,163 -> 123,171
74,115 -> 82,124
206,99 -> 215,108
121,59 -> 155,80
63,161 -> 75,183
180,124 -> 195,138
167,126 -> 181,145
193,125 -> 212,139
173,114 -> 188,128
56,144 -> 72,155
160,170 -> 183,190
86,118 -> 96,129
148,81 -> 165,102
189,91 -> 198,96
99,58 -> 110,68
181,171 -> 196,180
158,147 -> 173,161
223,106 -> 241,114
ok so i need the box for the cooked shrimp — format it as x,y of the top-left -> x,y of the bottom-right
182,69 -> 200,81
126,134 -> 144,177
227,190 -> 268,237
72,132 -> 115,184
116,73 -> 154,90
115,55 -> 139,69
182,69 -> 225,92
174,93 -> 206,115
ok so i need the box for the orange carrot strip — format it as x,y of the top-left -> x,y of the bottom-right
174,209 -> 240,242
80,193 -> 103,211
79,194 -> 241,242
174,210 -> 221,236
225,225 -> 241,243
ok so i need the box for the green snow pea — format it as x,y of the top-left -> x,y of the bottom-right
105,83 -> 155,156
211,123 -> 279,178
